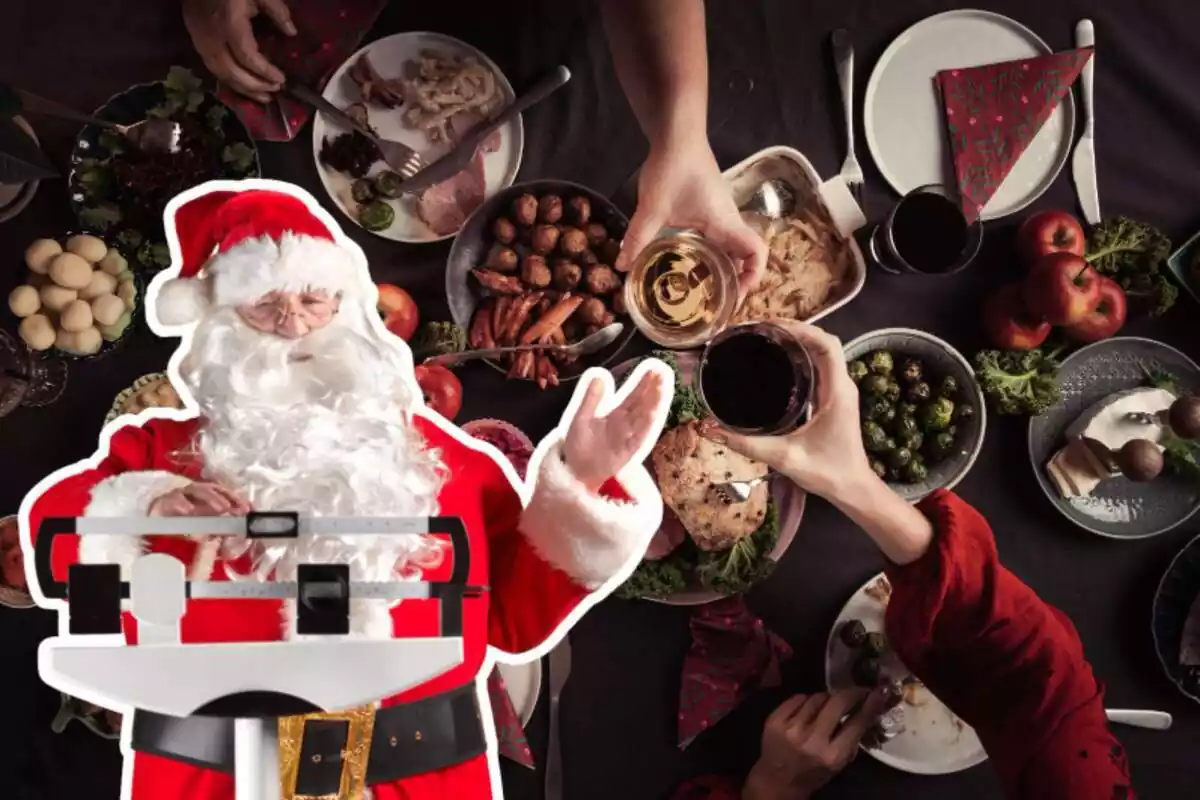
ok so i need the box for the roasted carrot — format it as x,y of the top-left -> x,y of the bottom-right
502,292 -> 543,344
520,294 -> 584,345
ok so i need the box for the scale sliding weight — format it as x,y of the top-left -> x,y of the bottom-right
34,512 -> 481,800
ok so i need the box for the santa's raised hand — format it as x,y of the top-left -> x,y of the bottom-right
562,368 -> 669,492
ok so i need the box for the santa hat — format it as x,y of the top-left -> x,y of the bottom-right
155,187 -> 366,326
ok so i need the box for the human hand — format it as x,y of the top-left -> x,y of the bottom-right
148,482 -> 252,516
562,369 -> 668,492
743,688 -> 891,800
182,0 -> 296,103
616,136 -> 767,298
700,320 -> 874,503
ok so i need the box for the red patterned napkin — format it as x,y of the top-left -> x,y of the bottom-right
937,48 -> 1092,221
488,668 -> 534,768
215,0 -> 386,141
678,597 -> 792,748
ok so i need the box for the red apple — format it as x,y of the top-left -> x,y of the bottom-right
413,364 -> 463,421
1063,277 -> 1128,343
1024,253 -> 1101,326
983,283 -> 1052,350
1017,210 -> 1086,267
376,283 -> 419,341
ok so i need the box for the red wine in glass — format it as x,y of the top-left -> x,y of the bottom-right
869,184 -> 983,275
698,322 -> 813,435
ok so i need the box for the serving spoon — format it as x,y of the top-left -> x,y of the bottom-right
740,179 -> 797,220
13,88 -> 180,154
424,322 -> 623,367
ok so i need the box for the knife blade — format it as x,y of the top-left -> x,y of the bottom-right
396,65 -> 571,196
543,637 -> 571,800
1072,20 -> 1100,225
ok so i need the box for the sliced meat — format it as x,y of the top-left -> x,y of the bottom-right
644,507 -> 687,560
417,150 -> 489,236
349,54 -> 406,108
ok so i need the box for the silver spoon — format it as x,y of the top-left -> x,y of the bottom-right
710,475 -> 769,504
740,178 -> 797,220
15,88 -> 180,154
424,322 -> 623,367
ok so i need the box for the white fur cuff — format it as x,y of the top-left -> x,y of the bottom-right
519,442 -> 663,590
79,471 -> 193,576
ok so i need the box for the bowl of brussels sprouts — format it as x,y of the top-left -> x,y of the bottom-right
844,328 -> 986,502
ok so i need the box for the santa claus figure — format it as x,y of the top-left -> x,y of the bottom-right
24,180 -> 669,800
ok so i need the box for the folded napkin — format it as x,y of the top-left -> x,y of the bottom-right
488,668 -> 534,768
937,48 -> 1093,221
215,0 -> 386,141
678,596 -> 792,748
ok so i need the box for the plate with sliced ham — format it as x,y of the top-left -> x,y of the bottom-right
312,32 -> 523,243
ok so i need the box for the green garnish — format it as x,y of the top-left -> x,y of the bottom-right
221,142 -> 256,173
79,204 -> 121,230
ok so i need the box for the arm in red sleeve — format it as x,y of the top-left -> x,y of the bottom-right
484,438 -> 663,656
885,490 -> 1135,799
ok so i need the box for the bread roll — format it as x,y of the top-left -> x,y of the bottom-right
40,284 -> 78,312
25,239 -> 62,274
61,300 -> 94,332
80,270 -> 118,300
98,248 -> 128,277
91,294 -> 125,326
19,314 -> 55,351
48,253 -> 93,289
8,285 -> 40,317
66,234 -> 108,263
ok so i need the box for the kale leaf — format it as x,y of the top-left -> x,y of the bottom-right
973,345 -> 1065,416
1086,217 -> 1176,316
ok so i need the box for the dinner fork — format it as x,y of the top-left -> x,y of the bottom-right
286,81 -> 426,179
831,30 -> 864,206
710,475 -> 769,505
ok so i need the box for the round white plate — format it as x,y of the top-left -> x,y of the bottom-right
864,10 -> 1075,220
497,660 -> 541,726
312,32 -> 524,243
0,117 -> 40,224
825,573 -> 987,775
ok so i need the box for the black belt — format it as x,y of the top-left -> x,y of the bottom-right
131,685 -> 487,792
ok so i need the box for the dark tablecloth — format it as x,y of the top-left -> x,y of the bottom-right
2,1 -> 1198,798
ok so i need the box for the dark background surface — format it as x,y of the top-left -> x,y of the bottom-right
2,1 -> 1199,798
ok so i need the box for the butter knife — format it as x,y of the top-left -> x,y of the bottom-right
397,65 -> 572,196
543,637 -> 571,800
1071,20 -> 1100,225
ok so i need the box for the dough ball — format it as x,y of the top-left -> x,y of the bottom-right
48,253 -> 93,289
91,293 -> 125,326
116,277 -> 137,309
18,314 -> 55,351
100,309 -> 132,341
61,299 -> 94,332
79,270 -> 118,300
66,234 -> 108,263
74,326 -> 103,355
98,248 -> 129,277
40,284 -> 78,312
25,239 -> 62,274
8,285 -> 40,317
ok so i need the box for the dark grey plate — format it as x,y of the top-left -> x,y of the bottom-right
1152,532 -> 1200,704
1028,337 -> 1200,539
444,179 -> 633,382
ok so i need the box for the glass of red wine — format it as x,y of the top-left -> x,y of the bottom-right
868,184 -> 983,276
698,322 -> 814,436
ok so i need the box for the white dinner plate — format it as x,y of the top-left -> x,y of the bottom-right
825,573 -> 987,775
496,660 -> 541,726
864,10 -> 1075,220
312,32 -> 524,243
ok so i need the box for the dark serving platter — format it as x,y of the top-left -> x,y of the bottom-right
1153,532 -> 1200,704
67,75 -> 261,272
445,179 -> 634,382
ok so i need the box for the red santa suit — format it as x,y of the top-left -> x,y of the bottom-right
24,182 -> 663,800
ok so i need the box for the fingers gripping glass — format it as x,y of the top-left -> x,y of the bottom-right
698,322 -> 814,436
868,184 -> 983,275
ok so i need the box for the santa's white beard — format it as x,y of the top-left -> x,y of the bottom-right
178,307 -> 448,591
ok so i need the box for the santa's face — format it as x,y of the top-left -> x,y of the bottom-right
236,288 -> 341,339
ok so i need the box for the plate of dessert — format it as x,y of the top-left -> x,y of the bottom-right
313,32 -> 522,243
612,351 -> 806,605
825,573 -> 986,775
1029,337 -> 1200,538
1153,533 -> 1200,704
107,372 -> 186,425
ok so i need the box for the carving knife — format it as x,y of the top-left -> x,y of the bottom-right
543,637 -> 571,800
1071,20 -> 1100,225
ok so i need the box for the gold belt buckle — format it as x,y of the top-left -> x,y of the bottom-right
278,705 -> 376,800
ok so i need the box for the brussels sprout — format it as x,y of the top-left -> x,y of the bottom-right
351,178 -> 377,204
894,415 -> 920,437
864,397 -> 892,422
848,360 -> 870,384
902,459 -> 930,483
898,402 -> 918,419
870,459 -> 888,479
863,631 -> 888,657
862,373 -> 890,396
884,379 -> 902,404
911,451 -> 925,466
373,170 -> 404,198
852,655 -> 882,688
862,421 -> 890,453
947,425 -> 958,437
920,397 -> 955,432
883,437 -> 898,454
888,447 -> 913,469
954,402 -> 976,424
899,429 -> 924,452
839,620 -> 869,648
926,431 -> 957,462
901,358 -> 923,384
358,199 -> 395,231
869,351 -> 894,375
907,381 -> 932,403
877,406 -> 897,427
939,375 -> 959,398
886,465 -> 902,482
